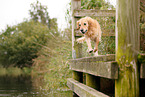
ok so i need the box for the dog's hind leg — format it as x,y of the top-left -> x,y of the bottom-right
93,37 -> 100,54
94,50 -> 98,56
85,37 -> 93,53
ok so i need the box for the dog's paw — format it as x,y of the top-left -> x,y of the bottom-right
89,50 -> 93,53
87,49 -> 93,53
93,48 -> 98,52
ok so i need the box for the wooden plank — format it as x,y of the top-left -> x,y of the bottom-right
67,78 -> 109,97
69,61 -> 118,79
69,55 -> 117,79
70,54 -> 115,62
73,9 -> 115,17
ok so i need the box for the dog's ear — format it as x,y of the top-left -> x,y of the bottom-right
76,20 -> 80,30
86,17 -> 92,26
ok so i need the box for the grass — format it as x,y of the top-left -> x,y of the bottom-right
32,40 -> 72,91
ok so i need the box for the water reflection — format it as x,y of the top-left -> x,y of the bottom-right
0,75 -> 39,96
0,75 -> 72,97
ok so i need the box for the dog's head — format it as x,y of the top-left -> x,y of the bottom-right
77,17 -> 90,34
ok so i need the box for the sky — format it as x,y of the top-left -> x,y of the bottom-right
0,0 -> 71,32
0,0 -> 116,32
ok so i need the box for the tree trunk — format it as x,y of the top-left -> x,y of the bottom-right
115,0 -> 140,96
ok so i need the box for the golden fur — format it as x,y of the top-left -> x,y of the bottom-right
76,17 -> 102,55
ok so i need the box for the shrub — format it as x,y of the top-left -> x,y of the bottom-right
0,20 -> 54,67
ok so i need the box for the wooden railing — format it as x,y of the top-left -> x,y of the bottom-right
67,54 -> 145,97
67,78 -> 109,97
67,54 -> 117,97
73,9 -> 115,17
69,54 -> 118,79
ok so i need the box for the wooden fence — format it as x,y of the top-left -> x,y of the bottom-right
67,54 -> 117,97
67,0 -> 145,97
68,54 -> 145,97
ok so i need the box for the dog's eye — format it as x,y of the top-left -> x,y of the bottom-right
84,23 -> 86,25
79,24 -> 81,26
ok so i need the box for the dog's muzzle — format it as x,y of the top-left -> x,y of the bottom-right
80,29 -> 87,34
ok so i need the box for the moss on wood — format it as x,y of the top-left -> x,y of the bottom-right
115,0 -> 140,96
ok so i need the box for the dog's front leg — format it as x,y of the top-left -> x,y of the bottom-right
76,37 -> 86,43
85,37 -> 93,53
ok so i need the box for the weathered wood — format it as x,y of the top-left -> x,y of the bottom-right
67,78 -> 109,97
70,54 -> 115,62
71,0 -> 81,59
69,60 -> 118,79
140,63 -> 145,78
71,0 -> 82,96
73,9 -> 115,17
86,74 -> 100,90
115,0 -> 140,96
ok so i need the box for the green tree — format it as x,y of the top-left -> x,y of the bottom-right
81,0 -> 114,9
29,0 -> 58,33
0,0 -> 61,68
29,0 -> 50,25
0,21 -> 52,68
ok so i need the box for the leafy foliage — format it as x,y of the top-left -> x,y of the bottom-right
29,0 -> 50,26
81,0 -> 114,9
0,21 -> 53,67
33,39 -> 72,90
0,0 -> 59,68
29,0 -> 58,32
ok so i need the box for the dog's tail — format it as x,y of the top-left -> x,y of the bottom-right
76,37 -> 85,43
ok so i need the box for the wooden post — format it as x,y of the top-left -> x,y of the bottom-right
86,74 -> 100,90
71,0 -> 82,59
115,0 -> 140,96
71,0 -> 83,96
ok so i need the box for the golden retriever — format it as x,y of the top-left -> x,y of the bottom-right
76,17 -> 101,56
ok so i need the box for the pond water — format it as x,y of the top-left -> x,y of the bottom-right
0,75 -> 72,97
